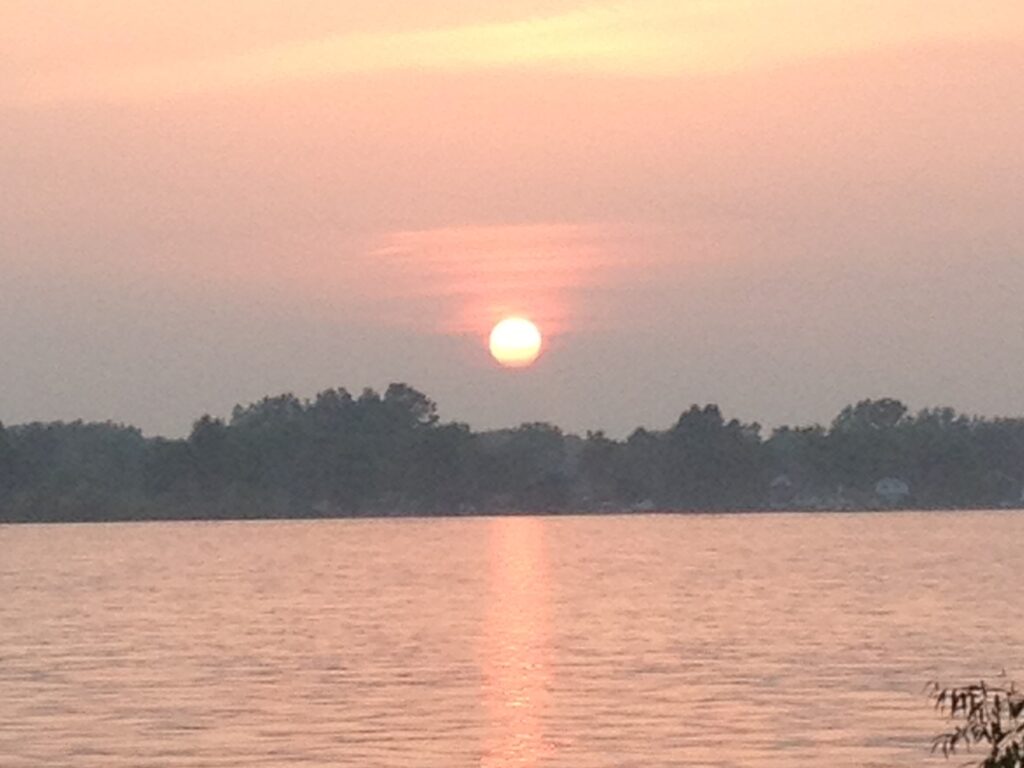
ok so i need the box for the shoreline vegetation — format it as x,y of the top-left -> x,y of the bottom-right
3,384 -> 1024,524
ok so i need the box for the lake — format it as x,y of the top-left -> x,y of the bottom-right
2,511 -> 1022,767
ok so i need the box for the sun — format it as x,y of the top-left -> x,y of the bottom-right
489,317 -> 543,368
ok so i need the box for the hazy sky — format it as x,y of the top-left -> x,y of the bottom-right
3,1 -> 1024,436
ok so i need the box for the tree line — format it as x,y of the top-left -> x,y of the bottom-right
2,384 -> 1024,522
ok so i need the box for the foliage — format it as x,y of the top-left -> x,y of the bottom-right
3,388 -> 1024,521
931,680 -> 1024,768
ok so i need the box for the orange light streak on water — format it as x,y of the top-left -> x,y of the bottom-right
481,517 -> 554,767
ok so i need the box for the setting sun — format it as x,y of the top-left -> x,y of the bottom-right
489,317 -> 543,368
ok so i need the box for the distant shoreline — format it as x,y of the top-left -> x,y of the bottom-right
3,505 -> 1020,526
4,386 -> 1024,524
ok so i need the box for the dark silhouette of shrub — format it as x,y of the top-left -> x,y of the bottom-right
931,679 -> 1024,768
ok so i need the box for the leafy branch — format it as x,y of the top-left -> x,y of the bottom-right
930,679 -> 1024,768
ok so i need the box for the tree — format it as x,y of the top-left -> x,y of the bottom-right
143,438 -> 196,504
0,421 -> 14,499
621,427 -> 666,504
188,415 -> 230,497
476,423 -> 569,510
765,425 -> 831,496
408,421 -> 474,510
1,421 -> 146,521
579,430 -> 628,505
931,679 -> 1024,767
827,398 -> 910,492
9,385 -> 1024,520
832,398 -> 909,433
662,405 -> 762,508
902,408 -> 983,507
383,383 -> 438,428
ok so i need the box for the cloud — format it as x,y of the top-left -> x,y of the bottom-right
367,222 -> 650,336
8,0 -> 1023,104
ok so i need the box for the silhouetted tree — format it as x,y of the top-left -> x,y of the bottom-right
476,423 -> 569,511
580,430 -> 629,505
3,386 -> 1024,521
2,421 -> 145,521
0,422 -> 14,501
765,425 -> 831,497
189,415 -> 229,495
827,398 -> 910,492
661,405 -> 762,509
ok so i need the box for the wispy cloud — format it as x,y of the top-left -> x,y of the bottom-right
367,222 -> 664,336
9,0 -> 1023,104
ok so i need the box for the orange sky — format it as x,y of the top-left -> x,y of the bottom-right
2,1 -> 1023,435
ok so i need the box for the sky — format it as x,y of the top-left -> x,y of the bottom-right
3,1 -> 1024,437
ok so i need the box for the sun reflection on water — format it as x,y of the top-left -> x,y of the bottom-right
481,517 -> 553,767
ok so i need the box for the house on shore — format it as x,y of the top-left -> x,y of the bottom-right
875,477 -> 911,507
768,474 -> 795,508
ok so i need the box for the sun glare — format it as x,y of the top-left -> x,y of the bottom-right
489,317 -> 543,368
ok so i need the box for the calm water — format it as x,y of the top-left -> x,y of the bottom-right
2,511 -> 1022,767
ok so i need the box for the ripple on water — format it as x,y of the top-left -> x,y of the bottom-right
1,511 -> 1022,767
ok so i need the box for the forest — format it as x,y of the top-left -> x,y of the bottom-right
2,384 -> 1024,522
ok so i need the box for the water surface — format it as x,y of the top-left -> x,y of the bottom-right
2,511 -> 1022,766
